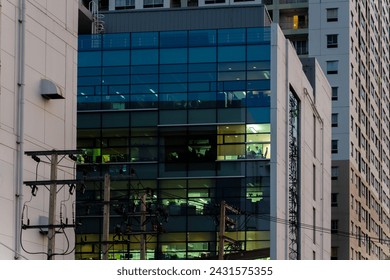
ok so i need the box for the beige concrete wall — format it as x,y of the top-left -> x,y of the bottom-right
270,23 -> 331,259
0,0 -> 78,259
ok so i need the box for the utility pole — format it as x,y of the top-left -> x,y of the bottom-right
23,150 -> 82,260
102,173 -> 110,260
140,193 -> 146,260
218,200 -> 240,260
47,153 -> 58,260
218,201 -> 226,260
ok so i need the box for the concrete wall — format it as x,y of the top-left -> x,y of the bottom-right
0,0 -> 78,260
270,23 -> 331,259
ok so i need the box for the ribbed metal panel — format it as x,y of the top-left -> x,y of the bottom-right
101,5 -> 271,33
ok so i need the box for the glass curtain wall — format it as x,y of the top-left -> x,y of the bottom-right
76,27 -> 272,259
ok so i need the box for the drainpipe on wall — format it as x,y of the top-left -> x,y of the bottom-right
14,0 -> 25,260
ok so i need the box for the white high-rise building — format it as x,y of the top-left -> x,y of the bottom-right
267,0 -> 390,260
0,1 -> 79,259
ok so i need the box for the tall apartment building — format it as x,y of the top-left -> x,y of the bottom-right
76,5 -> 331,260
266,0 -> 390,260
0,1 -> 79,259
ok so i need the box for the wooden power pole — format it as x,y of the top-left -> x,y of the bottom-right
218,200 -> 240,260
218,201 -> 226,260
140,193 -> 147,260
47,153 -> 58,260
102,173 -> 110,260
23,150 -> 81,260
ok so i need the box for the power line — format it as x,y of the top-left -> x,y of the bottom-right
74,168 -> 390,257
248,212 -> 390,245
77,185 -> 390,246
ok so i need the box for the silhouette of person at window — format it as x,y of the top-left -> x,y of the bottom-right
255,146 -> 263,158
247,147 -> 255,159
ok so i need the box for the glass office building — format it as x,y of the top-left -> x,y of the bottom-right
76,27 -> 273,259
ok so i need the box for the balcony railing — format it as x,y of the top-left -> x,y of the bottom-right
279,20 -> 308,30
279,0 -> 308,4
291,40 -> 308,55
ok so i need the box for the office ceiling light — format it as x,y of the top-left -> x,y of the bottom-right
249,126 -> 257,133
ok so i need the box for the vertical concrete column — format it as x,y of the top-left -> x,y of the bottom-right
135,0 -> 143,9
109,0 -> 116,11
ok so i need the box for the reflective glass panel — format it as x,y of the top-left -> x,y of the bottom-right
131,49 -> 158,65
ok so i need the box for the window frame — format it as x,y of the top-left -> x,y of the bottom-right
327,8 -> 338,22
331,139 -> 338,153
331,113 -> 338,127
331,166 -> 339,180
331,87 -> 338,101
327,34 -> 338,48
327,60 -> 339,74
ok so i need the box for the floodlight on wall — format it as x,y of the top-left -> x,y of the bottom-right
41,78 -> 65,99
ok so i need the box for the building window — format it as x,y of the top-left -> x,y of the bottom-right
313,207 -> 316,244
327,60 -> 338,74
331,87 -> 338,101
313,164 -> 316,200
99,0 -> 109,11
292,40 -> 308,55
331,220 -> 338,234
313,114 -> 316,157
217,124 -> 271,160
205,0 -> 226,3
327,34 -> 338,48
115,0 -> 135,9
331,193 -> 338,207
331,113 -> 338,127
331,139 -> 338,153
143,0 -> 163,8
331,247 -> 338,260
292,15 -> 307,29
331,166 -> 339,180
327,8 -> 338,22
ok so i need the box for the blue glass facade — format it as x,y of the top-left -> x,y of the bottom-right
76,27 -> 272,260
